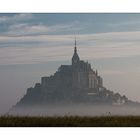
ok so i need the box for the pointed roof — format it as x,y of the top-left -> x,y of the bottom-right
74,36 -> 77,53
72,38 -> 80,62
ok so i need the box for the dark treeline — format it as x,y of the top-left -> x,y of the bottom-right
1,116 -> 140,127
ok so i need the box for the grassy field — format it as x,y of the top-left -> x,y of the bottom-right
1,116 -> 140,127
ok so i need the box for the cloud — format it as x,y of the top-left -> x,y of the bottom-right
7,23 -> 50,36
0,16 -> 9,23
0,45 -> 72,65
0,31 -> 140,65
0,14 -> 33,24
13,14 -> 33,21
5,22 -> 79,36
109,20 -> 140,28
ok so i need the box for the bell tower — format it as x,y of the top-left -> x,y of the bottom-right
72,38 -> 80,66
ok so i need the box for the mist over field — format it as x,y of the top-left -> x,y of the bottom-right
9,104 -> 140,116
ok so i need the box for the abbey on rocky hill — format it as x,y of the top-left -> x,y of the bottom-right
15,39 -> 137,108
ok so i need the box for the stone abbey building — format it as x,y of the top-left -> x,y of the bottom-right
14,39 -> 132,108
41,39 -> 103,94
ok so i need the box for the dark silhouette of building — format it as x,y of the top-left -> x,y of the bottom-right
41,38 -> 103,94
14,38 -> 138,109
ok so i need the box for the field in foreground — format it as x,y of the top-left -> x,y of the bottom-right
1,116 -> 140,127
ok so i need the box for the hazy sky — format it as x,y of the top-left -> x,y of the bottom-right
1,13 -> 140,114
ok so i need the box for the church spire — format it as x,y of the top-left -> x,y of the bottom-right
74,37 -> 77,53
72,37 -> 80,65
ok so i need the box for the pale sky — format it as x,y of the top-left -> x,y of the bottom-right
0,13 -> 140,114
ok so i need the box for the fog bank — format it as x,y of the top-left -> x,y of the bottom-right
9,104 -> 140,116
